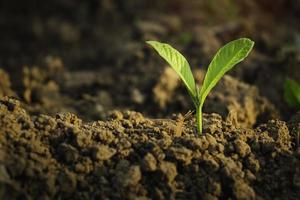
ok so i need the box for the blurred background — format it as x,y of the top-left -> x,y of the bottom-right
0,0 -> 299,126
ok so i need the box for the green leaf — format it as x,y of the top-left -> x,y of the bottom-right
284,78 -> 300,107
146,41 -> 197,99
199,38 -> 254,106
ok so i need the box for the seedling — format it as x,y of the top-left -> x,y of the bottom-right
147,38 -> 254,134
284,78 -> 300,108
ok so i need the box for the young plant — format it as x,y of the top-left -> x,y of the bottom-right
284,78 -> 300,108
147,38 -> 254,134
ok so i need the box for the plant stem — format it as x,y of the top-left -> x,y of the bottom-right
196,105 -> 202,135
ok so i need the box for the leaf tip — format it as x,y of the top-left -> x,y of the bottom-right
146,40 -> 158,47
241,37 -> 255,48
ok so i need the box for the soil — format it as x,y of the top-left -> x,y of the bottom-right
0,0 -> 300,199
0,97 -> 299,200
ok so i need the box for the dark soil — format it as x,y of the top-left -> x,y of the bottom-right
0,0 -> 300,199
0,98 -> 300,199
0,97 -> 299,200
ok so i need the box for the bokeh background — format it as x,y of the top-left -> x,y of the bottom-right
0,0 -> 299,125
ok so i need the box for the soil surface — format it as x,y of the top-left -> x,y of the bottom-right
0,0 -> 300,199
0,97 -> 299,200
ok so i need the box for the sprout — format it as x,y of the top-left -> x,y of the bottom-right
147,38 -> 254,134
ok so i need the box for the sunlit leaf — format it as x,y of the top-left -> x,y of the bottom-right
199,38 -> 254,106
147,41 -> 197,99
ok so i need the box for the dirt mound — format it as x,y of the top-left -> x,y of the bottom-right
0,69 -> 15,98
0,97 -> 299,200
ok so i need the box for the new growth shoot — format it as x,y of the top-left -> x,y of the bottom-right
147,38 -> 254,134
